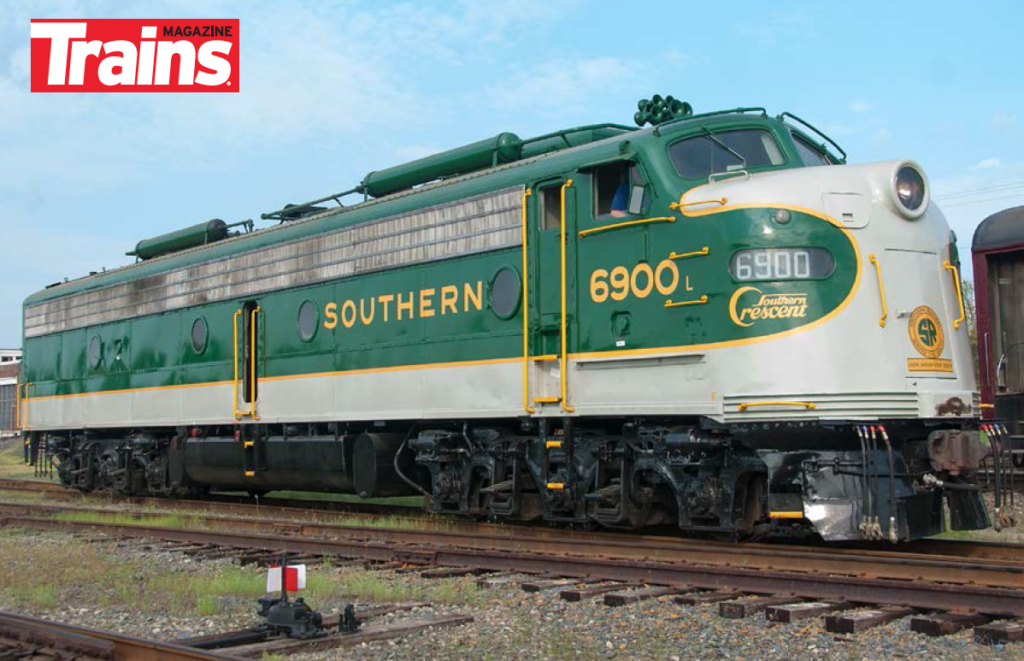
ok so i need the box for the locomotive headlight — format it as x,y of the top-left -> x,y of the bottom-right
890,161 -> 929,219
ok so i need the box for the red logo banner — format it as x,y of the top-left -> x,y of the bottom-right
31,19 -> 239,92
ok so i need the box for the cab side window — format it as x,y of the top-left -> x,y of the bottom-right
594,162 -> 645,219
793,134 -> 835,166
538,185 -> 562,230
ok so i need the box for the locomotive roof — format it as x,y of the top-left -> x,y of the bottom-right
973,205 -> 1024,252
24,109 -> 800,309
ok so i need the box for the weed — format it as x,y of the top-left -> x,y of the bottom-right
53,510 -> 201,529
195,595 -> 221,616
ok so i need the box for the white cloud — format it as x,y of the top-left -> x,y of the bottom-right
871,127 -> 890,144
487,57 -> 633,114
971,157 -> 1002,170
992,111 -> 1017,130
849,99 -> 873,114
0,0 -> 570,192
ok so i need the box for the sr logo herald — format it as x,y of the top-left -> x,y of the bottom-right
30,19 -> 239,92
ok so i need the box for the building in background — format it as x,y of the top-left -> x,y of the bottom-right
0,349 -> 21,437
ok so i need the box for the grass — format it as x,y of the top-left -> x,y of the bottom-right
0,520 -> 480,622
0,439 -> 41,480
53,510 -> 202,529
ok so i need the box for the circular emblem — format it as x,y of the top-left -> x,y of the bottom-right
908,306 -> 944,358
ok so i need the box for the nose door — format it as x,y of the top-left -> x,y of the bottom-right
884,249 -> 957,379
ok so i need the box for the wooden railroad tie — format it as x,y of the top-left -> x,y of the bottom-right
975,621 -> 1024,645
561,583 -> 642,602
674,589 -> 742,606
825,607 -> 916,633
911,612 -> 992,637
720,596 -> 798,619
604,586 -> 685,607
765,602 -> 855,623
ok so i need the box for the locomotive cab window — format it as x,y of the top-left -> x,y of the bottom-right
593,162 -> 645,218
668,129 -> 785,180
793,134 -> 835,167
538,185 -> 562,231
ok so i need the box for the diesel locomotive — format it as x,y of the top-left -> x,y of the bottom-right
18,97 -> 994,542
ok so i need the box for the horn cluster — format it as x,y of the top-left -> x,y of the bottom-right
634,95 -> 692,127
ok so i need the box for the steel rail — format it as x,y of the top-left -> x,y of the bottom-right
3,477 -> 1023,564
0,611 -> 248,661
5,499 -> 1024,584
5,514 -> 1024,617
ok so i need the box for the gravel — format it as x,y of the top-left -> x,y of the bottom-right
1,528 -> 1021,661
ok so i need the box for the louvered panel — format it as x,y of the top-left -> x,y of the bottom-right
25,187 -> 523,337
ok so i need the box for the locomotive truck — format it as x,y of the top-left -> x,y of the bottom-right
18,98 -> 992,541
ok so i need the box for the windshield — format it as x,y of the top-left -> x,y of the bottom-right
793,134 -> 835,166
668,129 -> 785,180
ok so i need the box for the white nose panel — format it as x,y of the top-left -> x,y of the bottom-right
822,192 -> 870,228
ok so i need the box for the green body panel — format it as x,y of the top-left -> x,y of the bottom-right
22,112 -> 856,404
129,219 -> 229,259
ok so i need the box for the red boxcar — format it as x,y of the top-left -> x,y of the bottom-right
973,205 -> 1024,436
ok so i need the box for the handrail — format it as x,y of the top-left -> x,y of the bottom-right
777,111 -> 847,163
250,306 -> 262,420
669,197 -> 728,211
521,188 -> 535,414
665,295 -> 708,308
578,216 -> 675,238
232,308 -> 243,419
560,179 -> 575,413
943,260 -> 966,330
738,400 -> 816,412
869,254 -> 888,328
669,246 -> 709,260
15,380 -> 21,431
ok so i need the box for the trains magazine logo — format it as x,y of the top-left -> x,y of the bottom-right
30,19 -> 239,92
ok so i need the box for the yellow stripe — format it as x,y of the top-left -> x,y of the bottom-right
769,511 -> 804,519
545,440 -> 562,449
546,482 -> 565,490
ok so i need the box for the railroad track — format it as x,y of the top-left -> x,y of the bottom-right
0,611 -> 248,660
0,476 -> 420,517
3,476 -> 1021,562
3,497 -> 1024,619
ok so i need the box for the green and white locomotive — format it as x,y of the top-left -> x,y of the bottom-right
19,98 -> 993,542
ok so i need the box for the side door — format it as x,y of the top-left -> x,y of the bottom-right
527,176 -> 578,411
233,299 -> 262,420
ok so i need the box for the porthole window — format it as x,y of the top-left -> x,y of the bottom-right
191,318 -> 208,354
88,336 -> 102,369
297,300 -> 318,342
489,267 -> 521,319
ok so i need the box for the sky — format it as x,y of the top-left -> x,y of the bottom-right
1,0 -> 1022,347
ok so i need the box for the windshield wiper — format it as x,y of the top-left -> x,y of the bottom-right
701,126 -> 746,170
